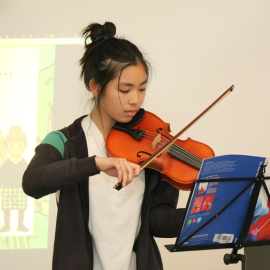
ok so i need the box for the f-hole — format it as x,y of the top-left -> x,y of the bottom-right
157,128 -> 163,134
137,151 -> 161,158
156,127 -> 170,140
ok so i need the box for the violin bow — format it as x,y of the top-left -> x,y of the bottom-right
114,85 -> 234,190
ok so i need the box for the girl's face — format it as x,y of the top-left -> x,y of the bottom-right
5,140 -> 28,158
99,62 -> 147,124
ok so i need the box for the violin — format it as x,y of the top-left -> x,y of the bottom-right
106,85 -> 234,191
106,109 -> 214,190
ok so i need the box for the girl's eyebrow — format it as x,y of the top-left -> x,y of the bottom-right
119,79 -> 147,87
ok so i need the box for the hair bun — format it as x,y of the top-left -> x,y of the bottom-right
82,22 -> 116,44
102,22 -> 116,38
9,126 -> 22,134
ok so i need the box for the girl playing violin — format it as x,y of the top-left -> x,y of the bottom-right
23,22 -> 185,270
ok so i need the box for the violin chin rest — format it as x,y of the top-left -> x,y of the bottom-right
115,108 -> 145,128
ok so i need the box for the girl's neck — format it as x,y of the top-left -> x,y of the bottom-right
90,106 -> 116,141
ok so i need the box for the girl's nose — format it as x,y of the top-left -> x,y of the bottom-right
129,90 -> 140,105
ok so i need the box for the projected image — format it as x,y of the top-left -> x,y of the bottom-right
0,44 -> 55,249
0,126 -> 30,234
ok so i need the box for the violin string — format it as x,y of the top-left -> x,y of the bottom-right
168,146 -> 202,169
170,143 -> 202,163
140,133 -> 167,144
139,131 -> 196,162
169,145 -> 202,169
141,131 -> 200,162
139,132 -> 168,145
139,131 -> 202,169
141,131 -> 201,162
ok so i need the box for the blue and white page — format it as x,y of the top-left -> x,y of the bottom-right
245,157 -> 270,243
177,155 -> 266,247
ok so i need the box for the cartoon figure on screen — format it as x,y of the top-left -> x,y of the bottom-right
0,126 -> 29,233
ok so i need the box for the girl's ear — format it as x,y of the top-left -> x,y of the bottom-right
89,79 -> 100,97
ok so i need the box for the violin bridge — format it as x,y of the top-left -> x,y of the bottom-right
152,134 -> 161,149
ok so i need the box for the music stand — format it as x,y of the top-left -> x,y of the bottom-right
165,166 -> 270,270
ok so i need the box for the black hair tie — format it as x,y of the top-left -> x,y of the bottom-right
94,36 -> 109,42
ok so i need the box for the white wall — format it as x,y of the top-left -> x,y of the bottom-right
1,1 -> 270,269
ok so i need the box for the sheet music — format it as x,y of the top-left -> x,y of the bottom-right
177,154 -> 266,247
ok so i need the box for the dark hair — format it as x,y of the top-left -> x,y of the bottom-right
80,22 -> 151,106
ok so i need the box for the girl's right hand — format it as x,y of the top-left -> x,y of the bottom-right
95,157 -> 141,187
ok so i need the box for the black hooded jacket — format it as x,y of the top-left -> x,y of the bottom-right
23,116 -> 185,270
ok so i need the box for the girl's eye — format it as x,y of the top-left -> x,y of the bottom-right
119,88 -> 146,93
119,90 -> 129,93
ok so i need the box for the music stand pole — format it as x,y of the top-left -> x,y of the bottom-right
224,246 -> 247,270
223,165 -> 268,270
